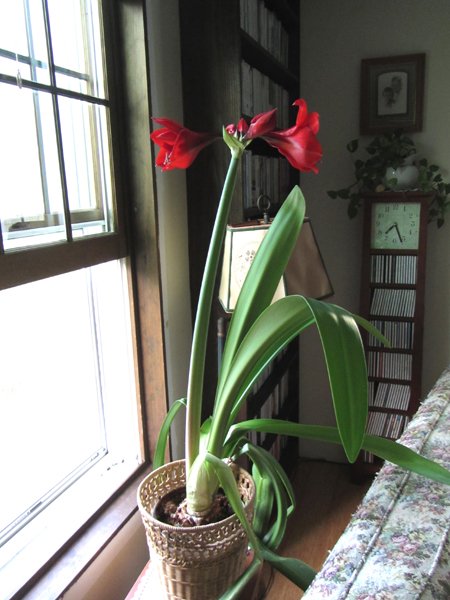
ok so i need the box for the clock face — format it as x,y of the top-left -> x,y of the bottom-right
371,202 -> 421,250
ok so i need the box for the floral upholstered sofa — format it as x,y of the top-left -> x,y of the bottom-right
303,366 -> 450,600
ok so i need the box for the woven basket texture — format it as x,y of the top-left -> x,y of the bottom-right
138,459 -> 255,599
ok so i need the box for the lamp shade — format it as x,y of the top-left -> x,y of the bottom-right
218,221 -> 286,313
219,218 -> 333,314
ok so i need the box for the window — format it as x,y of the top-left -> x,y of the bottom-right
0,260 -> 142,597
0,0 -> 114,251
0,0 -> 125,291
0,1 -> 165,597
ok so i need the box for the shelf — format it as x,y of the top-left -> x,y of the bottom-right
369,248 -> 419,256
356,193 -> 431,472
367,347 -> 413,354
264,0 -> 299,31
368,314 -> 416,322
241,31 -> 298,90
368,406 -> 410,416
369,376 -> 414,384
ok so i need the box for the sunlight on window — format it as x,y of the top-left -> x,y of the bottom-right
0,85 -> 67,247
0,269 -> 106,538
0,0 -> 113,250
0,260 -> 142,596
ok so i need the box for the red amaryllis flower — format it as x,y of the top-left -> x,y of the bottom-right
152,98 -> 322,174
246,99 -> 322,173
151,118 -> 217,171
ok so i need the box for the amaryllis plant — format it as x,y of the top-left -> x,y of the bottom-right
151,100 -> 450,595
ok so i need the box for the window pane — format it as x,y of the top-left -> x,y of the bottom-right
0,260 -> 142,597
0,0 -> 50,85
0,84 -> 67,250
0,269 -> 106,538
48,0 -> 107,98
59,96 -> 115,237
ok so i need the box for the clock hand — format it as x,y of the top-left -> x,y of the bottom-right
384,223 -> 396,234
394,223 -> 403,243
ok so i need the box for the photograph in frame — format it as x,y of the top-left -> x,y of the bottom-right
360,54 -> 425,134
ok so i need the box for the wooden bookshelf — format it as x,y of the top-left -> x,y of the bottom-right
179,0 -> 300,466
357,192 -> 431,470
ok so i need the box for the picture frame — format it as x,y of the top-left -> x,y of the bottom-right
360,54 -> 425,134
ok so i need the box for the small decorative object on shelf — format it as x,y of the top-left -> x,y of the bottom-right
358,192 -> 431,468
327,130 -> 450,226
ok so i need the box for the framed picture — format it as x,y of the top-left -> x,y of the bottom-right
360,54 -> 425,134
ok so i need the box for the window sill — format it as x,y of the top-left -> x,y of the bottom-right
16,464 -> 152,600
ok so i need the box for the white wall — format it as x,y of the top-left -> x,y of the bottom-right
299,0 -> 450,459
146,0 -> 191,461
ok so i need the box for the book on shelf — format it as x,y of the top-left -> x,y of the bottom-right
369,320 -> 414,350
240,0 -> 289,67
369,382 -> 411,411
242,151 -> 290,209
370,254 -> 417,285
241,61 -> 289,125
367,351 -> 412,380
370,288 -> 416,318
365,411 -> 410,440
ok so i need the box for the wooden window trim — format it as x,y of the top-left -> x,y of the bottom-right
14,466 -> 151,599
0,233 -> 127,291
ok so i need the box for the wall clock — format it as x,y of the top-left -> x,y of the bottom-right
371,201 -> 421,250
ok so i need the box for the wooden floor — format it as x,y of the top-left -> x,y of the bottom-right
261,459 -> 372,600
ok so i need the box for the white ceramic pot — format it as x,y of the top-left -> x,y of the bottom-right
384,165 -> 419,190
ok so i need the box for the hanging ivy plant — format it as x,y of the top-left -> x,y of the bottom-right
328,130 -> 450,227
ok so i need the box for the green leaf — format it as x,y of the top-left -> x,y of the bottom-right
218,555 -> 262,600
241,443 -> 294,549
353,314 -> 391,347
228,420 -> 450,488
209,297 -> 314,452
217,186 -> 305,398
261,546 -> 317,591
228,420 -> 343,453
199,417 -> 212,452
302,299 -> 368,462
205,454 -> 262,556
337,189 -> 350,199
153,398 -> 186,469
222,126 -> 245,158
346,139 -> 359,153
348,204 -> 358,219
363,435 -> 450,485
327,190 -> 338,199
210,297 -> 368,463
251,464 -> 274,537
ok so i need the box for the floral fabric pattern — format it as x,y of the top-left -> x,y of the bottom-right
303,366 -> 450,600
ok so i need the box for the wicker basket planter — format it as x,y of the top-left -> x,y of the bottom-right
137,459 -> 255,600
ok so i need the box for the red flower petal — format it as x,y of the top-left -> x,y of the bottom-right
263,127 -> 322,173
246,108 -> 277,139
237,118 -> 249,134
152,117 -> 184,133
293,99 -> 320,134
151,120 -> 217,171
